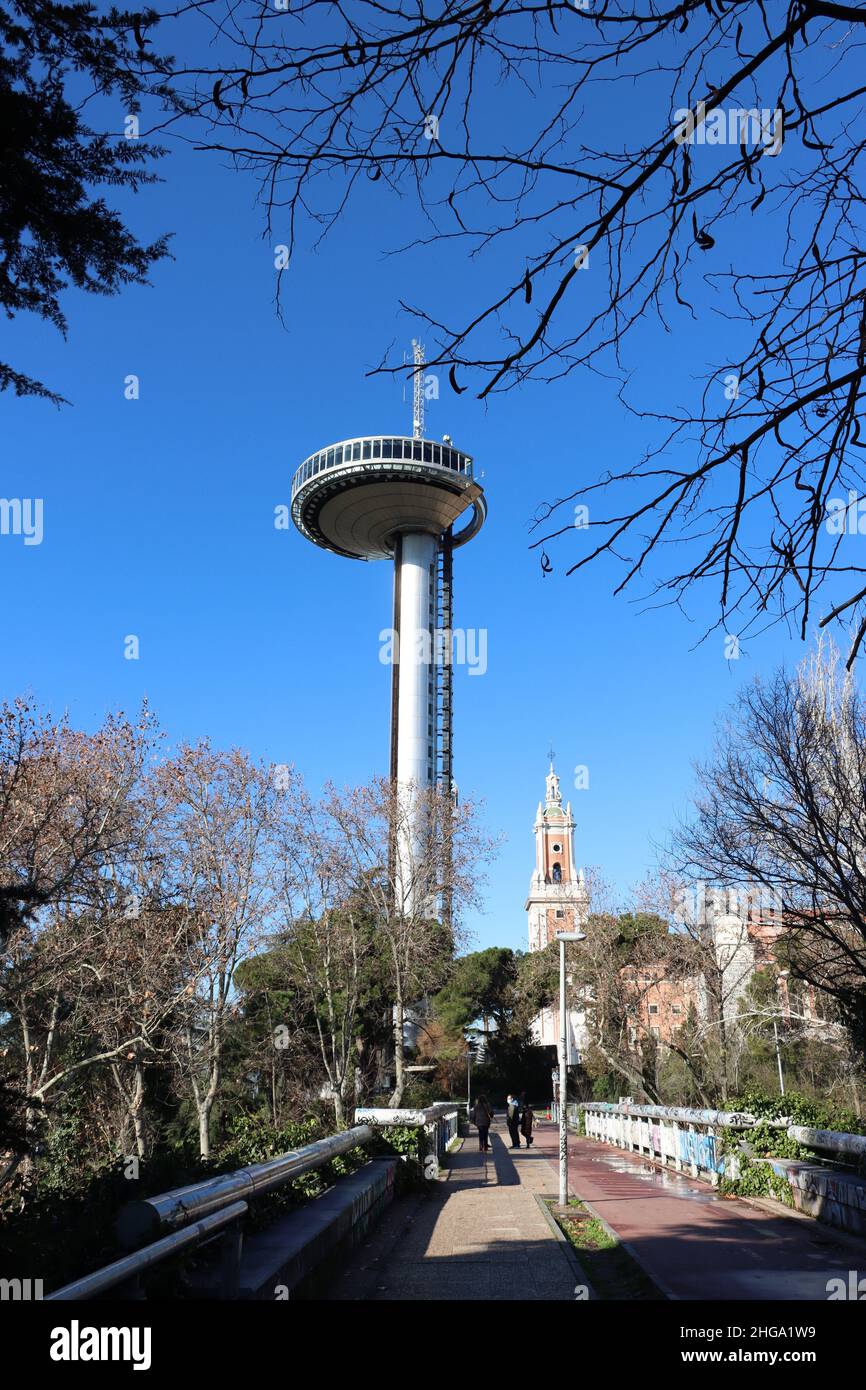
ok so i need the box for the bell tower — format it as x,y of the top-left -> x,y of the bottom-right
525,758 -> 589,1052
526,759 -> 587,951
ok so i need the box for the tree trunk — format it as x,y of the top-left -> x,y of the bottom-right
127,1063 -> 147,1160
718,1013 -> 729,1104
198,1102 -> 212,1159
389,996 -> 406,1107
333,1089 -> 345,1128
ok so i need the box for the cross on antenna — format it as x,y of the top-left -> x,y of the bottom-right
411,338 -> 425,439
548,743 -> 556,767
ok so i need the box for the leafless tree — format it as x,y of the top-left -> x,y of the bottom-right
321,776 -> 495,1106
0,696 -> 154,949
0,698 -> 162,1166
671,637 -> 866,1060
273,771 -> 382,1127
566,903 -> 697,1103
143,0 -> 866,659
159,741 -> 279,1157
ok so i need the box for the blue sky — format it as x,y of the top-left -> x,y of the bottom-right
1,7 -> 826,955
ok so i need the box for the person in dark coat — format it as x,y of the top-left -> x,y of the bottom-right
520,1102 -> 535,1148
506,1093 -> 521,1148
472,1095 -> 493,1152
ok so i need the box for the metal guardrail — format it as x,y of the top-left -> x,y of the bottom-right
46,1202 -> 249,1302
579,1101 -> 866,1186
354,1103 -> 460,1176
580,1101 -> 759,1186
581,1101 -> 763,1126
787,1125 -> 866,1161
48,1124 -> 373,1301
48,1105 -> 462,1301
117,1125 -> 373,1246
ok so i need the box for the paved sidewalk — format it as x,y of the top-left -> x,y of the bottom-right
535,1121 -> 866,1300
327,1119 -> 581,1300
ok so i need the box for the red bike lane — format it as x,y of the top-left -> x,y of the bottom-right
534,1121 -> 866,1299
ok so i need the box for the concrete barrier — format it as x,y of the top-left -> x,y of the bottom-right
236,1157 -> 399,1299
763,1158 -> 866,1238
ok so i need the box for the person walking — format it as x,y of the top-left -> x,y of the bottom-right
472,1094 -> 494,1152
520,1101 -> 535,1148
506,1093 -> 521,1148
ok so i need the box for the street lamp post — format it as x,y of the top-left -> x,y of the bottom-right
775,969 -> 789,1096
556,930 -> 585,1207
464,1049 -> 473,1116
773,1021 -> 786,1096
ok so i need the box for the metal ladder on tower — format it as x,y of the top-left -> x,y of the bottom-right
435,530 -> 453,799
435,529 -> 454,929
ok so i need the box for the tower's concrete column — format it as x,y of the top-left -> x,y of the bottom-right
395,531 -> 437,789
393,531 -> 437,914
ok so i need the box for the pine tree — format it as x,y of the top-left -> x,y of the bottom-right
0,2 -> 174,402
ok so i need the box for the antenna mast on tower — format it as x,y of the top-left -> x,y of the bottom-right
411,338 -> 424,440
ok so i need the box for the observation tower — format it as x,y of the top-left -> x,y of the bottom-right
291,344 -> 486,814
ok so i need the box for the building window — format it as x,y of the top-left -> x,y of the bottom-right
671,1005 -> 681,1015
552,843 -> 561,852
649,1004 -> 659,1015
555,910 -> 565,919
552,863 -> 562,883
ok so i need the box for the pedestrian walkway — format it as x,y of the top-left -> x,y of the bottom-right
327,1118 -> 581,1300
535,1121 -> 866,1300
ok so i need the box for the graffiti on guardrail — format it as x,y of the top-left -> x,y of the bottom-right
678,1128 -> 722,1173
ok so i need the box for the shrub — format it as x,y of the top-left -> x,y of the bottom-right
730,1087 -> 865,1136
718,1155 -> 796,1207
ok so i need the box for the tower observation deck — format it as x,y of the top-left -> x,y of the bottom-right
290,351 -> 487,906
